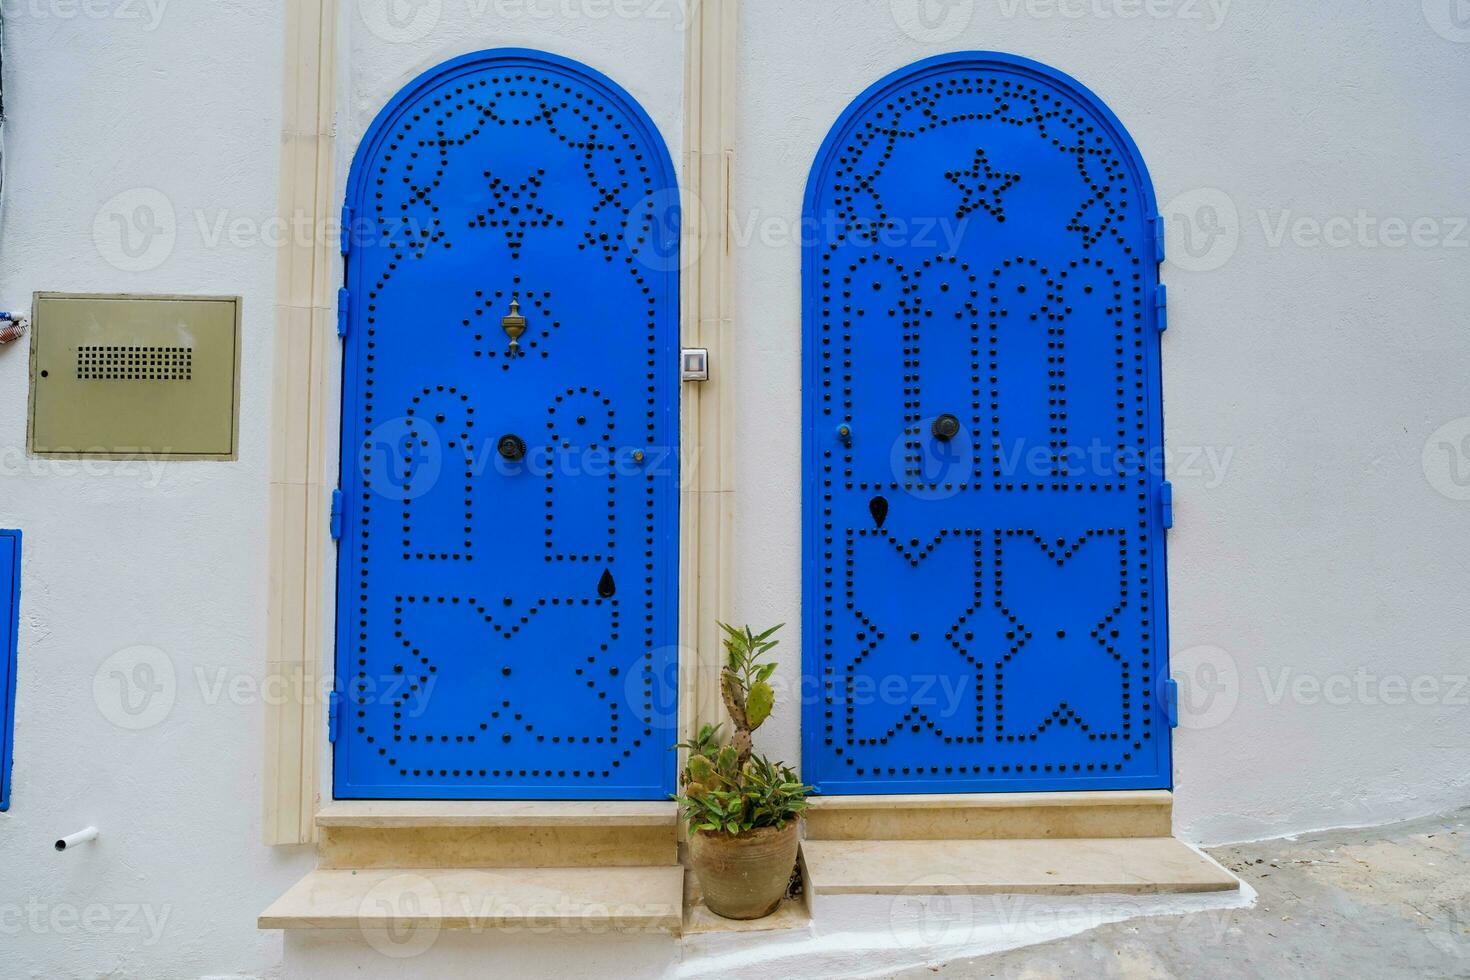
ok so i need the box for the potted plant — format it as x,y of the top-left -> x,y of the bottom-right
675,623 -> 812,920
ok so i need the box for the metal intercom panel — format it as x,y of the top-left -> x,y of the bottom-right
27,293 -> 241,459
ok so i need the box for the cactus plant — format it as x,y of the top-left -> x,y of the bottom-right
673,624 -> 811,837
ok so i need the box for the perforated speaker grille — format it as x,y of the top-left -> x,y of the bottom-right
76,345 -> 193,382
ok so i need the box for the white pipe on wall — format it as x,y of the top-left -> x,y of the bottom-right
54,827 -> 98,852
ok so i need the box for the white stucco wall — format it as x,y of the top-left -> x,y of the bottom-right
0,1 -> 1465,977
0,3 -> 309,978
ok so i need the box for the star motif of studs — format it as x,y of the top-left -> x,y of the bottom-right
944,148 -> 1022,223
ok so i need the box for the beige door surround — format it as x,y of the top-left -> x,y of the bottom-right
262,0 -> 739,845
263,0 -> 340,846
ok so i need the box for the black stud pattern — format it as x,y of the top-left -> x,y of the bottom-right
545,387 -> 617,564
463,286 -> 559,366
810,64 -> 1162,787
343,58 -> 673,792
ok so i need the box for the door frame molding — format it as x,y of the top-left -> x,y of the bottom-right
263,0 -> 739,842
263,0 -> 340,846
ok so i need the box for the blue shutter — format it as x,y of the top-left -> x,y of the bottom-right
0,530 -> 20,811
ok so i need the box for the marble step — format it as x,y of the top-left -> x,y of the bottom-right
799,836 -> 1238,911
803,791 -> 1173,841
259,865 -> 684,932
315,801 -> 678,869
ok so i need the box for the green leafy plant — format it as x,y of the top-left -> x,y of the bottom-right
674,624 -> 812,835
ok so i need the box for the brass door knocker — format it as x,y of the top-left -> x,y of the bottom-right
501,296 -> 527,353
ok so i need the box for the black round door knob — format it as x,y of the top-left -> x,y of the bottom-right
932,414 -> 961,441
497,434 -> 527,461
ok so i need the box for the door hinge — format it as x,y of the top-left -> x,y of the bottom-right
1163,677 -> 1180,728
1153,213 -> 1166,264
1160,480 -> 1175,530
327,689 -> 341,744
1155,283 -> 1168,333
337,287 -> 350,338
329,488 -> 344,541
340,205 -> 355,256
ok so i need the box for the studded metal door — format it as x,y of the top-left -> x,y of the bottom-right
335,51 -> 679,800
802,53 -> 1172,795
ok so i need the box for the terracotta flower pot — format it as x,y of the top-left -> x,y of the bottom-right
688,821 -> 800,920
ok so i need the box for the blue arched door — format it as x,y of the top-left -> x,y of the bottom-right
802,53 -> 1172,795
335,50 -> 679,800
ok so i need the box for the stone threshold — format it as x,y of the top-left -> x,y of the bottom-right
800,837 -> 1239,906
258,866 -> 684,932
261,792 -> 1239,934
